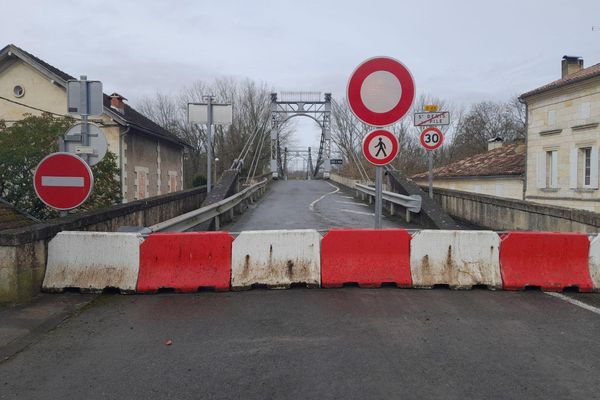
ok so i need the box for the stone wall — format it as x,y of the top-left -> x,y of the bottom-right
0,186 -> 207,303
429,186 -> 600,233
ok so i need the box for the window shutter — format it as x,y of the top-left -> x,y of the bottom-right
536,152 -> 546,188
591,146 -> 599,189
569,148 -> 578,189
551,151 -> 558,188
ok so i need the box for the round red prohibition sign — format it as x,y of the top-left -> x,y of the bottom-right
347,56 -> 415,127
362,129 -> 399,166
34,152 -> 94,210
420,127 -> 444,151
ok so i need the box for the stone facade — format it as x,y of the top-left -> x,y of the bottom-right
521,57 -> 600,212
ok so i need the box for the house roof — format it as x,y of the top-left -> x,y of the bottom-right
0,44 -> 187,148
520,62 -> 600,99
0,198 -> 38,231
411,143 -> 525,180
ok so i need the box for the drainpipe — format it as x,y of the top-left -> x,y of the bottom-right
519,97 -> 528,201
120,126 -> 131,203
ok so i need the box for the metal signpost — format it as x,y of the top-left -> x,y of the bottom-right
188,99 -> 233,194
347,56 -> 415,228
66,76 -> 103,165
419,126 -> 444,199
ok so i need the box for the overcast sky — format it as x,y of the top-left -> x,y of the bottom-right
2,0 -> 600,149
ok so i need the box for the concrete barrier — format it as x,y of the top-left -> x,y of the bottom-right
410,230 -> 502,289
42,232 -> 143,293
321,229 -> 412,288
231,229 -> 320,289
137,232 -> 233,293
500,232 -> 593,292
589,235 -> 600,292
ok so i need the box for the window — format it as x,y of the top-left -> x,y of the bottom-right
548,110 -> 556,127
537,150 -> 557,189
13,85 -> 25,98
584,147 -> 591,187
168,171 -> 178,193
570,146 -> 598,189
134,166 -> 150,200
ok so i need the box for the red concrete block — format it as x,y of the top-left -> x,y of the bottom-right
137,232 -> 234,293
500,232 -> 593,292
321,229 -> 412,288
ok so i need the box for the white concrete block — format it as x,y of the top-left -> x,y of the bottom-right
588,235 -> 600,291
43,232 -> 143,293
410,230 -> 502,289
231,229 -> 321,289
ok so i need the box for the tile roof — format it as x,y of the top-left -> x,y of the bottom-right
411,143 -> 525,180
520,62 -> 600,99
1,44 -> 187,147
0,198 -> 38,231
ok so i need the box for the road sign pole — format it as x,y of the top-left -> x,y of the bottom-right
428,151 -> 433,199
205,95 -> 214,194
79,75 -> 90,165
375,166 -> 383,229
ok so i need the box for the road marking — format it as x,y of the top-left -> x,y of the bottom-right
309,182 -> 340,211
335,201 -> 368,207
545,292 -> 600,316
340,208 -> 374,216
41,176 -> 84,187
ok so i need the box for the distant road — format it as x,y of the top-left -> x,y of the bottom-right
223,179 -> 417,231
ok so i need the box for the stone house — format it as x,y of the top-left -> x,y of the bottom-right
0,44 -> 187,203
520,56 -> 600,212
411,140 -> 525,200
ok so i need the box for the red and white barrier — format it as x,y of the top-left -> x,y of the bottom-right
500,232 -> 593,292
410,230 -> 502,289
589,235 -> 600,292
231,229 -> 321,289
42,229 -> 600,294
321,229 -> 411,288
137,232 -> 233,293
43,232 -> 143,293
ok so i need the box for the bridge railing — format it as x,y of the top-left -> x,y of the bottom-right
147,179 -> 268,233
355,183 -> 422,222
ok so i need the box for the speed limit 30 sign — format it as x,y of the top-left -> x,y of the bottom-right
420,127 -> 444,151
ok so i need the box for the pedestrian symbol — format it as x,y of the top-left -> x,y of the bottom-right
362,129 -> 399,166
374,137 -> 387,157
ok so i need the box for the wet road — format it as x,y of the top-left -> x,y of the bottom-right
224,179 -> 418,231
1,289 -> 599,399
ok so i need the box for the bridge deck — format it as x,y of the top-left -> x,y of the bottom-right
223,179 -> 418,231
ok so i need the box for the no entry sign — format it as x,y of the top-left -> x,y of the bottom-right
420,127 -> 444,151
347,56 -> 415,127
362,129 -> 399,166
34,152 -> 93,210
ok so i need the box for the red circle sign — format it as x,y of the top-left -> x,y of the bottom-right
420,127 -> 444,151
362,129 -> 399,166
347,56 -> 415,127
34,152 -> 94,210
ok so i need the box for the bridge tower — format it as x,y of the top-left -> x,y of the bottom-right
270,92 -> 331,179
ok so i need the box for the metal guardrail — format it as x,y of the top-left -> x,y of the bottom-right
147,179 -> 268,233
355,183 -> 422,213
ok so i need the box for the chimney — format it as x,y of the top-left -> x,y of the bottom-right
561,56 -> 583,78
110,93 -> 127,114
488,137 -> 503,151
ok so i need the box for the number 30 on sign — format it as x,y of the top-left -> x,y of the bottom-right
420,127 -> 444,151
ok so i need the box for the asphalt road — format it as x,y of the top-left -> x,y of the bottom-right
224,179 -> 418,231
1,289 -> 599,399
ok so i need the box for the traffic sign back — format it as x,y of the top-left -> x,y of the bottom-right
34,152 -> 94,210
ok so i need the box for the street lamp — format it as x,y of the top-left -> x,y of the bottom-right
214,157 -> 220,184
